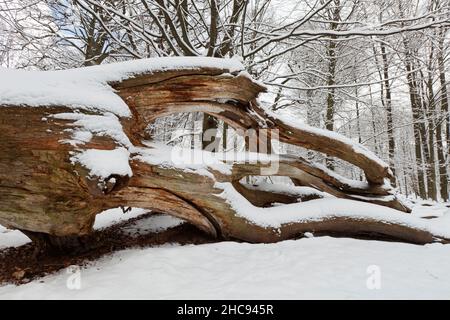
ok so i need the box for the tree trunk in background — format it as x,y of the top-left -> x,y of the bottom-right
425,73 -> 437,201
325,39 -> 337,143
354,75 -> 363,181
202,114 -> 220,151
417,80 -> 432,200
82,10 -> 109,66
404,54 -> 427,199
438,28 -> 449,200
435,116 -> 447,201
325,11 -> 339,170
397,1 -> 428,199
368,87 -> 381,157
324,1 -> 342,170
222,122 -> 228,151
380,42 -> 396,183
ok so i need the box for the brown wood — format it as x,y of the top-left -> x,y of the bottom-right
1,62 -> 441,249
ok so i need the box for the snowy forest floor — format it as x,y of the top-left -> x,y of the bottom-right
1,204 -> 450,299
0,211 -> 211,285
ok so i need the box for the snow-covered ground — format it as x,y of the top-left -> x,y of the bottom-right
1,205 -> 450,299
1,237 -> 450,299
0,225 -> 30,249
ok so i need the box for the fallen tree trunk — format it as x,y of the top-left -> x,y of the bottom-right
0,57 -> 446,249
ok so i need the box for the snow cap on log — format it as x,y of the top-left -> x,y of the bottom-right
0,57 -> 248,117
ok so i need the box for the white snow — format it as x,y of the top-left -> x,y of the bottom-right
51,112 -> 132,148
0,57 -> 244,117
242,181 -> 331,198
1,237 -> 450,299
122,214 -> 185,236
349,194 -> 395,202
50,112 -> 133,179
67,131 -> 93,146
0,225 -> 30,249
411,202 -> 450,218
71,147 -> 132,179
215,182 -> 450,238
93,207 -> 149,230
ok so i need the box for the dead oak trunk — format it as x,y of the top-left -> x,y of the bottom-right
1,60 -> 442,252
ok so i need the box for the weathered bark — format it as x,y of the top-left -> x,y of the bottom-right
2,62 -> 444,250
